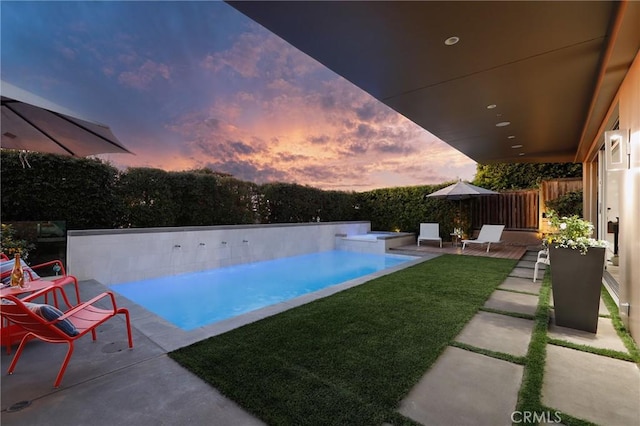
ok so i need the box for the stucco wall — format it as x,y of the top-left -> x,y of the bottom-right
618,52 -> 640,342
67,221 -> 371,285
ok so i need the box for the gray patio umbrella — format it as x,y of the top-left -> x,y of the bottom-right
1,80 -> 132,157
426,180 -> 499,231
426,180 -> 499,200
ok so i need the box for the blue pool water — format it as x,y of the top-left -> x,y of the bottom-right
110,250 -> 415,330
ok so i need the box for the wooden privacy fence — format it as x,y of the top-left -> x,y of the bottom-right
539,177 -> 583,213
471,191 -> 539,230
469,178 -> 583,231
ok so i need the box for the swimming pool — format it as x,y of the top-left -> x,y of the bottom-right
110,250 -> 416,330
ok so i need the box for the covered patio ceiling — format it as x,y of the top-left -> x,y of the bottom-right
227,1 -> 639,164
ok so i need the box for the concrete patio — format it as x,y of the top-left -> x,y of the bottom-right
399,248 -> 640,426
2,249 -> 639,425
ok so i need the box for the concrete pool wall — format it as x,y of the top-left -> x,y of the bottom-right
68,221 -> 374,285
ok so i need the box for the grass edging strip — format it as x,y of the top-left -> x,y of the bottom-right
600,287 -> 640,363
547,338 -> 635,362
169,255 -> 517,425
514,270 -> 550,424
450,341 -> 526,365
479,306 -> 535,321
494,287 -> 540,297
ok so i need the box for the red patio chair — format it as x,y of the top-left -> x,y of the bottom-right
1,288 -> 133,388
1,258 -> 83,354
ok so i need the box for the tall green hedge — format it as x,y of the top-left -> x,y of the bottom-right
259,183 -> 358,223
355,184 -> 460,238
1,151 -> 122,229
1,151 -> 460,239
116,167 -> 177,227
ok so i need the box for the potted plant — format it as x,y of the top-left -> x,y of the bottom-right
544,212 -> 608,333
1,224 -> 35,260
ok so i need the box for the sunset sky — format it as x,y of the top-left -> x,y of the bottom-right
1,1 -> 476,191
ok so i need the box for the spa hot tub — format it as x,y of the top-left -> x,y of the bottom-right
335,232 -> 415,254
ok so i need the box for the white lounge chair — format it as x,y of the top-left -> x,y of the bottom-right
533,248 -> 550,282
462,225 -> 505,253
417,223 -> 442,248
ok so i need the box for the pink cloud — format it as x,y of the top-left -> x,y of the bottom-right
118,59 -> 171,90
163,65 -> 475,189
201,25 -> 320,80
111,22 -> 475,191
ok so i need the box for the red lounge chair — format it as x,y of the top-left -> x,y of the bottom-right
1,288 -> 133,388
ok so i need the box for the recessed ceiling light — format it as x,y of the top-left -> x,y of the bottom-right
486,104 -> 497,109
496,121 -> 511,127
511,144 -> 523,149
518,153 -> 525,156
444,36 -> 460,46
507,135 -> 516,139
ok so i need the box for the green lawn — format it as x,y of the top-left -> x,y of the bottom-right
169,254 -> 517,425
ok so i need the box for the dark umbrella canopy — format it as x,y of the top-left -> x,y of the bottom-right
1,80 -> 132,157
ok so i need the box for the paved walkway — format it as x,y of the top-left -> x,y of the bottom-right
2,249 -> 639,425
398,248 -> 640,426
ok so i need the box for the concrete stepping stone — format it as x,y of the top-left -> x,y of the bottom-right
455,311 -> 534,357
399,346 -> 523,426
542,345 -> 640,426
484,289 -> 539,316
516,259 -> 538,269
509,267 -> 535,279
498,276 -> 541,295
522,252 -> 541,262
548,317 -> 629,353
516,259 -> 536,269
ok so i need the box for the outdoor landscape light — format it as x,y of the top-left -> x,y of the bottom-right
605,129 -> 630,171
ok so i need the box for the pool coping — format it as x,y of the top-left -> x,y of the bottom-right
68,220 -> 371,236
97,253 -> 437,352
